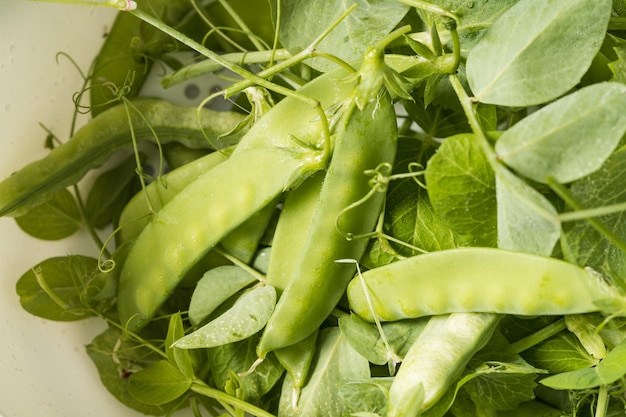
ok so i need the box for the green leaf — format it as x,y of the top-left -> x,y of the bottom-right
339,378 -> 392,416
15,188 -> 81,240
466,0 -> 612,106
495,165 -> 560,256
206,335 -> 284,402
339,314 -> 428,366
521,332 -> 596,374
424,0 -> 519,56
424,133 -> 497,247
187,265 -> 258,326
85,154 -> 142,229
278,327 -> 370,417
464,370 -> 539,411
175,285 -> 276,349
561,146 -> 626,290
16,255 -> 98,321
86,326 -> 171,415
278,0 -> 410,72
608,36 -> 626,84
495,82 -> 626,184
165,313 -> 194,379
128,360 -> 192,405
540,336 -> 626,389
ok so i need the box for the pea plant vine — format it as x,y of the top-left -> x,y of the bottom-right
6,0 -> 626,416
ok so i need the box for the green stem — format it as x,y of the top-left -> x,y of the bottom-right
213,246 -> 267,283
609,17 -> 626,31
447,73 -> 498,169
558,200 -> 626,222
595,385 -> 610,417
510,318 -> 567,353
217,0 -> 267,51
547,177 -> 626,253
190,381 -> 277,417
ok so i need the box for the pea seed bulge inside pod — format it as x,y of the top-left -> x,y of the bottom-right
346,247 -> 616,322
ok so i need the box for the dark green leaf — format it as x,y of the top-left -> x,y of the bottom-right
85,153 -> 143,229
467,0 -> 612,106
521,332 -> 597,374
608,36 -> 626,83
424,133 -> 497,247
166,313 -> 194,379
86,326 -> 171,415
15,188 -> 81,240
206,335 -> 284,402
127,360 -> 192,405
561,146 -> 626,290
16,255 -> 98,321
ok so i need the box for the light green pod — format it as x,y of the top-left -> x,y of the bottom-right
117,67 -> 356,332
118,149 -> 231,243
387,313 -> 500,417
256,94 -> 398,358
347,247 -> 617,322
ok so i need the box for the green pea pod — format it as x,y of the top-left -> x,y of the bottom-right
0,98 -> 245,217
118,148 -> 232,243
347,248 -> 620,322
387,313 -> 500,417
265,171 -> 325,294
89,0 -> 193,115
117,67 -> 357,332
273,329 -> 319,408
256,94 -> 398,358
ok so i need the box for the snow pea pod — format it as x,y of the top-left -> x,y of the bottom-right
256,93 -> 398,358
347,248 -> 618,322
118,148 -> 232,243
387,313 -> 500,417
117,67 -> 357,332
0,98 -> 245,217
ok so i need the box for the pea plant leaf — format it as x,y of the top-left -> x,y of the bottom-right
278,327 -> 370,417
540,336 -> 626,389
520,332 -> 597,375
174,284 -> 276,349
206,334 -> 284,402
278,0 -> 410,72
187,265 -> 258,326
495,82 -> 626,184
608,35 -> 626,84
85,153 -> 143,229
495,165 -> 560,256
86,326 -> 172,416
561,146 -> 626,291
339,378 -> 392,416
127,360 -> 192,405
14,188 -> 81,240
423,0 -> 519,56
424,133 -> 497,247
338,313 -> 428,366
384,138 -> 465,258
165,313 -> 194,379
466,0 -> 612,106
15,255 -> 98,321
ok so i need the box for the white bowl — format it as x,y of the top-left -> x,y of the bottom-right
0,3 -> 199,416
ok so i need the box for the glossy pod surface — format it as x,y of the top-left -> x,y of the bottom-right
347,247 -> 614,322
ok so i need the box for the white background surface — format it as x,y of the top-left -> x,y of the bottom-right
0,2 -> 194,416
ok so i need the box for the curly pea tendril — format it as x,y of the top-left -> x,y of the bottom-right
32,0 -> 137,11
